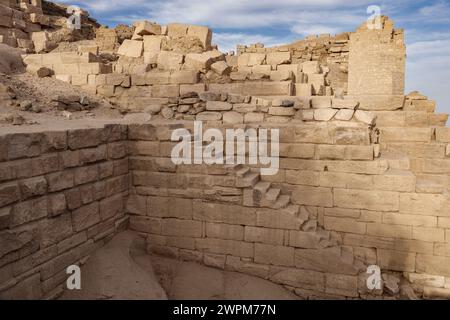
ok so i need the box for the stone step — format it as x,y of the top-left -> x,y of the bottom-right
261,187 -> 281,207
270,194 -> 290,209
235,167 -> 250,178
236,171 -> 260,188
254,181 -> 271,194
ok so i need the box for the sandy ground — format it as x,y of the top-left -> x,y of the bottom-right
60,231 -> 298,300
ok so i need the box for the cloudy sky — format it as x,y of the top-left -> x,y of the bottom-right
61,0 -> 450,115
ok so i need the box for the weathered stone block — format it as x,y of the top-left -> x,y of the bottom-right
117,39 -> 143,58
254,243 -> 294,266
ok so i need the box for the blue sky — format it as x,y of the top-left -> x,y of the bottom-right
62,0 -> 450,116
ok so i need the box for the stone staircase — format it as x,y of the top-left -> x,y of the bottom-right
226,163 -> 339,249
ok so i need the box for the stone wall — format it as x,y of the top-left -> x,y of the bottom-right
124,108 -> 450,298
0,124 -> 129,299
348,17 -> 405,96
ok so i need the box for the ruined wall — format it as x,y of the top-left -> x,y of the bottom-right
0,124 -> 129,299
125,108 -> 450,298
348,18 -> 405,96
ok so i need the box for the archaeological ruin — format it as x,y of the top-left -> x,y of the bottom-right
0,1 -> 450,300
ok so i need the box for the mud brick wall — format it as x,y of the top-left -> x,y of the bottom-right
0,124 -> 129,299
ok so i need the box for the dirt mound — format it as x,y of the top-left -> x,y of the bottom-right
0,44 -> 25,75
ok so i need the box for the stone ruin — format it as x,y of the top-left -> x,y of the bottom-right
0,4 -> 450,299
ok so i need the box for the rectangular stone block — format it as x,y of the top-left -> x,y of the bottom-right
254,243 -> 294,266
196,238 -> 253,258
72,202 -> 100,232
206,222 -> 244,241
334,188 -> 399,212
161,218 -> 202,238
244,226 -> 284,245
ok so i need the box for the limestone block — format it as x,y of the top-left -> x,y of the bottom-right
345,95 -> 404,111
244,113 -> 264,123
117,39 -> 143,58
170,70 -> 199,84
78,45 -> 99,55
144,51 -> 159,64
184,53 -> 212,71
294,248 -> 359,275
72,202 -> 100,232
335,109 -> 354,121
206,101 -> 232,111
245,226 -> 284,246
230,71 -> 248,81
302,61 -> 320,74
180,83 -> 205,95
195,238 -> 253,258
266,52 -> 291,66
145,71 -> 171,85
314,109 -> 337,121
134,20 -> 161,36
436,128 -> 450,143
71,74 -> 87,86
196,112 -> 222,121
332,98 -> 358,109
270,268 -> 325,291
26,64 -> 51,77
381,128 -> 432,143
335,189 -> 399,212
268,107 -> 296,116
270,70 -> 292,81
247,53 -> 266,66
354,110 -> 376,125
205,222 -> 244,241
295,83 -> 312,96
187,25 -> 212,48
223,111 -> 243,124
157,51 -> 184,71
151,84 -> 179,98
255,243 -> 294,266
237,53 -> 250,67
325,273 -> 358,297
446,145 -> 450,157
143,35 -> 164,53
311,96 -> 332,109
167,23 -> 188,38
211,61 -> 231,75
